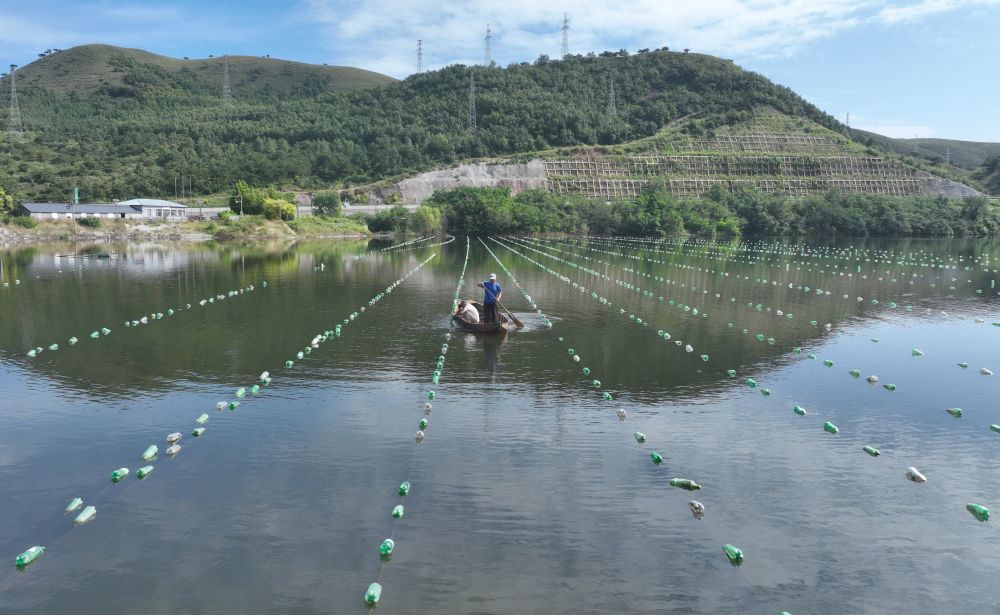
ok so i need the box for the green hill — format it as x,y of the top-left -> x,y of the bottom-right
7,44 -> 395,100
0,45 -> 982,204
852,129 -> 1000,170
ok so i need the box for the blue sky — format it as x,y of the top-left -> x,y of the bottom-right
2,0 -> 998,141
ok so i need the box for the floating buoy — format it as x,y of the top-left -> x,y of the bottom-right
141,445 -> 158,461
166,432 -> 182,444
980,368 -> 993,376
723,544 -> 743,566
364,582 -> 382,608
967,503 -> 990,522
866,375 -> 879,384
165,445 -> 181,456
670,478 -> 701,491
15,546 -> 44,569
65,497 -> 83,512
196,414 -> 209,424
906,467 -> 927,483
380,538 -> 394,556
617,409 -> 626,420
688,500 -> 705,519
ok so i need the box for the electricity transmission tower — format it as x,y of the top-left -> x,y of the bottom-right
561,13 -> 569,58
467,71 -> 477,136
417,40 -> 423,73
221,55 -> 232,107
9,64 -> 24,142
608,79 -> 616,117
485,24 -> 492,66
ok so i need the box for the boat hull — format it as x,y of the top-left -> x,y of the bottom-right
452,301 -> 508,333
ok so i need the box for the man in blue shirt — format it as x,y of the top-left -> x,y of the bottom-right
477,273 -> 502,324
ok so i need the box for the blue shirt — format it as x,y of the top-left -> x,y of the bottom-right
482,281 -> 501,303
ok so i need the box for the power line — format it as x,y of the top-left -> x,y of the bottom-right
9,64 -> 24,142
607,79 -> 616,117
221,55 -> 232,107
561,13 -> 569,58
485,24 -> 492,66
467,71 -> 477,136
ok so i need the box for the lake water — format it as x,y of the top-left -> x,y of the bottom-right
1,236 -> 999,614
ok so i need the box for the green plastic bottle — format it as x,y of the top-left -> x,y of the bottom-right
746,379 -> 757,388
823,360 -> 834,367
195,414 -> 209,424
634,432 -> 646,443
793,406 -> 806,416
863,445 -> 880,457
883,383 -> 896,392
364,582 -> 382,608
723,544 -> 743,566
849,370 -> 861,377
142,445 -> 158,461
650,452 -> 663,465
946,407 -> 962,418
15,546 -> 44,569
285,360 -> 293,368
824,422 -> 839,434
90,331 -> 100,339
603,392 -> 612,401
380,538 -> 394,556
991,425 -> 1000,433
760,389 -> 771,397
250,384 -> 260,395
229,401 -> 239,410
399,481 -> 410,496
967,503 -> 989,522
418,418 -> 427,430
807,353 -> 816,360
136,465 -> 154,479
670,478 -> 701,491
593,380 -> 601,389
391,505 -> 404,519
428,391 -> 435,400
111,467 -> 129,483
193,427 -> 206,437
65,497 -> 83,512
727,370 -> 736,377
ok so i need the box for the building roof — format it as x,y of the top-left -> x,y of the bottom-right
20,202 -> 137,214
118,198 -> 187,208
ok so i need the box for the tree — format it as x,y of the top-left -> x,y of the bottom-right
262,199 -> 295,220
0,186 -> 14,214
409,205 -> 442,234
313,190 -> 342,217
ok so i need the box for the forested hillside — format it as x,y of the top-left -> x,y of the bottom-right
1,46 -> 846,202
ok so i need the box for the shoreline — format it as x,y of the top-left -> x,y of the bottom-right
0,218 -> 371,246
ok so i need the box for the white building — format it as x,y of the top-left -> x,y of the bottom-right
19,199 -> 188,220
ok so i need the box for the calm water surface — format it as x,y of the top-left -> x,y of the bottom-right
1,236 -> 999,614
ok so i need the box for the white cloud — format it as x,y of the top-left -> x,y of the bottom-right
302,0 -> 881,78
877,0 -> 1000,24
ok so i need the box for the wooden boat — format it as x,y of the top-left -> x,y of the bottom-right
452,301 -> 508,333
